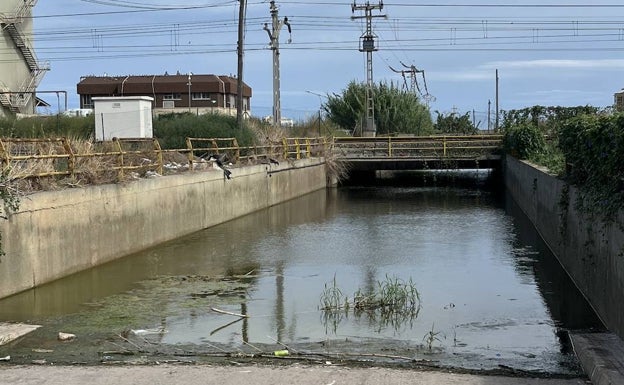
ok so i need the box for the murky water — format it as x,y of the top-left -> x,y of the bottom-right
0,172 -> 603,373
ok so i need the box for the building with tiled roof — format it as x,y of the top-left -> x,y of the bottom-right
77,73 -> 252,117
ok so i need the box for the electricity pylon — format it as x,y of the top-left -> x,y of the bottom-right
264,1 -> 291,128
351,1 -> 385,137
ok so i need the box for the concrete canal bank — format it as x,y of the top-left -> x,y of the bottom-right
0,158 -> 327,299
504,156 -> 624,340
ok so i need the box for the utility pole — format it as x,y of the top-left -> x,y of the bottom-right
264,1 -> 291,129
495,69 -> 499,131
236,0 -> 247,129
488,99 -> 491,132
306,90 -> 324,137
351,1 -> 385,137
187,73 -> 192,113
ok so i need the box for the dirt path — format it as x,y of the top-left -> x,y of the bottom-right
0,364 -> 590,385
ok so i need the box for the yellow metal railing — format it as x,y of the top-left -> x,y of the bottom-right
0,136 -> 327,181
0,135 -> 500,181
333,135 -> 503,159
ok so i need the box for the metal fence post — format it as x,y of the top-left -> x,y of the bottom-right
113,137 -> 124,180
61,137 -> 75,178
186,137 -> 194,170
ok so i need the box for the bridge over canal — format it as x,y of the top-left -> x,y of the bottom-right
332,135 -> 503,171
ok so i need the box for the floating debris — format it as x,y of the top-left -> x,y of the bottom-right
130,327 -> 167,336
273,350 -> 289,357
58,332 -> 76,341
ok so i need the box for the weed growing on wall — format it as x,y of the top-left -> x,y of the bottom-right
559,113 -> 624,223
501,105 -> 603,175
0,169 -> 20,259
502,106 -> 623,225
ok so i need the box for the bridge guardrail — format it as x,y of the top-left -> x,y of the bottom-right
333,135 -> 503,159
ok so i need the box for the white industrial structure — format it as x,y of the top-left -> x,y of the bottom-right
93,96 -> 154,141
0,1 -> 48,117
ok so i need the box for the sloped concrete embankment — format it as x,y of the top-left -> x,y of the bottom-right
0,158 -> 327,299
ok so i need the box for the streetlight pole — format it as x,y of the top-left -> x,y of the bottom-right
305,90 -> 325,137
187,73 -> 192,113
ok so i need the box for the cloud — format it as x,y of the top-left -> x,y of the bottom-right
427,69 -> 493,82
427,58 -> 624,83
481,59 -> 624,70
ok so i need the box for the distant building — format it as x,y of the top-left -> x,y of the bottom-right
77,74 -> 252,117
615,89 -> 624,112
62,108 -> 94,118
263,115 -> 295,127
0,1 -> 49,116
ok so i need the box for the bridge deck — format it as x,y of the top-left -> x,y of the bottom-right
333,135 -> 503,170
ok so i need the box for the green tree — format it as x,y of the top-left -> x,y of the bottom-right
433,111 -> 478,134
323,81 -> 433,136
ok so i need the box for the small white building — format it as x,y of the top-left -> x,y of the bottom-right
93,96 -> 154,141
62,108 -> 93,117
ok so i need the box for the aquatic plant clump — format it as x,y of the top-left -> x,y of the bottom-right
319,275 -> 421,332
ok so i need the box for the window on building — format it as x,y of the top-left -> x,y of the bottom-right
81,95 -> 94,108
192,92 -> 212,100
163,93 -> 181,100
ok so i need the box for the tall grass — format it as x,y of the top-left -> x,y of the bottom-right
153,113 -> 255,149
0,116 -> 94,139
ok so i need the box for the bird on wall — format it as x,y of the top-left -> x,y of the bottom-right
207,154 -> 232,180
259,156 -> 279,166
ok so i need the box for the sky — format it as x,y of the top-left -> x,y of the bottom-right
31,0 -> 624,127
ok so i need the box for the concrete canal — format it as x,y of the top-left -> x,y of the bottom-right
0,171 -> 603,374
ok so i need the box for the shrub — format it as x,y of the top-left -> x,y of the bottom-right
559,113 -> 624,218
153,113 -> 255,150
503,122 -> 545,159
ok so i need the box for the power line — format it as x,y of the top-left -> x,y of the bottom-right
30,1 -> 239,19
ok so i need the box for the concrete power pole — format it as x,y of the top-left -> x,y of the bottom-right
351,1 -> 385,137
264,1 -> 291,128
495,69 -> 499,131
236,0 -> 247,129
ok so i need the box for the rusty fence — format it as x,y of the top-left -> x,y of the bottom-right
332,135 -> 504,160
0,136 -> 328,182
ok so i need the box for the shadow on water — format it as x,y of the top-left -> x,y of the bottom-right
0,190 -> 329,321
0,171 -> 604,374
503,190 -> 605,336
342,169 -> 502,190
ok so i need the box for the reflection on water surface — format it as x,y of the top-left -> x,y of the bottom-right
0,175 -> 603,373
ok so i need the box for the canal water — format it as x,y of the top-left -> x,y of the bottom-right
0,171 -> 603,373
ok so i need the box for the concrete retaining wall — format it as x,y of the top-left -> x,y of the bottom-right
505,156 -> 624,339
0,158 -> 327,299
